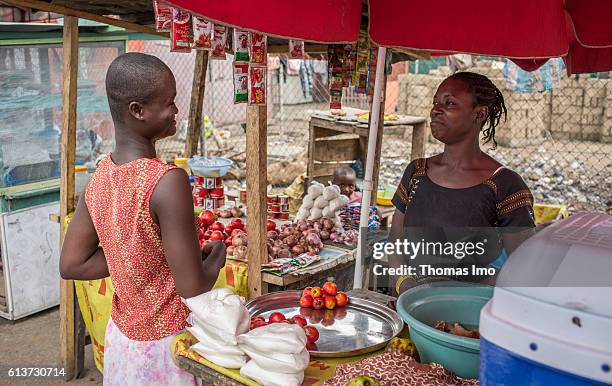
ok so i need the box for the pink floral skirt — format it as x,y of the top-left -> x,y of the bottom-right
103,317 -> 198,386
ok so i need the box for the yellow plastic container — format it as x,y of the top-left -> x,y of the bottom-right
174,157 -> 191,175
376,190 -> 394,206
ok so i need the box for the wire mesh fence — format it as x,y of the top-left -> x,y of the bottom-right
1,38 -> 609,214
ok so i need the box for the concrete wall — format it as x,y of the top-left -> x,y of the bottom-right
397,65 -> 612,146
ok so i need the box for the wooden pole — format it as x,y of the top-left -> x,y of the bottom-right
370,75 -> 388,204
410,121 -> 427,161
184,50 -> 209,158
245,105 -> 268,298
59,15 -> 78,381
2,0 -> 167,37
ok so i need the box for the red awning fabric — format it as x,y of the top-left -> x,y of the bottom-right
368,0 -> 612,74
165,0 -> 362,43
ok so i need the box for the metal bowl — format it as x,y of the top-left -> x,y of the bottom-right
245,291 -> 404,358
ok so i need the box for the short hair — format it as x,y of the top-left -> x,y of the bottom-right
105,52 -> 172,123
448,71 -> 507,149
333,166 -> 356,181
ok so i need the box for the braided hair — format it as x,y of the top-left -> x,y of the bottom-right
448,71 -> 507,148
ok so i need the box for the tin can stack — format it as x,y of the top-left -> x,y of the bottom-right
192,176 -> 225,210
267,194 -> 290,220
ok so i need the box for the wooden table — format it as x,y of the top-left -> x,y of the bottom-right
176,289 -> 397,385
307,109 -> 428,187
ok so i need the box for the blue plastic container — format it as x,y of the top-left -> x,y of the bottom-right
396,282 -> 493,379
188,156 -> 234,177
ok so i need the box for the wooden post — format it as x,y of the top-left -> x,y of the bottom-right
184,50 -> 209,158
245,105 -> 268,299
370,76 -> 387,204
410,121 -> 427,161
59,15 -> 79,381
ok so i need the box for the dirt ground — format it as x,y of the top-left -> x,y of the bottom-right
0,307 -> 102,385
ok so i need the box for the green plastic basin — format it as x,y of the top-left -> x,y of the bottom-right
396,281 -> 493,379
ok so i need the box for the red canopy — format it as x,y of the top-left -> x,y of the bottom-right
368,0 -> 612,74
167,0 -> 612,74
166,0 -> 362,43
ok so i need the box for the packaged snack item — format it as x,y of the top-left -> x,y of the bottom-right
153,0 -> 172,32
233,62 -> 249,104
233,30 -> 250,62
289,40 -> 305,59
192,16 -> 213,49
211,25 -> 228,59
249,32 -> 267,65
171,8 -> 192,53
249,65 -> 267,105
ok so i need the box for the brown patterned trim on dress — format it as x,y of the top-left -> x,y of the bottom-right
483,179 -> 498,195
497,189 -> 534,217
414,158 -> 427,176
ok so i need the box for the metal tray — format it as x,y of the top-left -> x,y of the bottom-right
245,291 -> 404,358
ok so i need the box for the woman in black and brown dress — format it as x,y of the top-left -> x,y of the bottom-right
390,72 -> 535,293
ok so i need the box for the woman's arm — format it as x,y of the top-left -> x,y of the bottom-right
150,169 -> 226,299
59,197 -> 109,280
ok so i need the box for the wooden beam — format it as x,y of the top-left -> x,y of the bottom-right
245,105 -> 268,299
370,76 -> 388,204
410,121 -> 427,161
184,50 -> 209,158
59,15 -> 78,382
2,0 -> 167,37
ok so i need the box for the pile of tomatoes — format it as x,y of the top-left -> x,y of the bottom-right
250,312 -> 320,347
299,281 -> 349,311
196,209 -> 246,251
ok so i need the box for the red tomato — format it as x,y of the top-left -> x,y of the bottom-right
210,221 -> 225,232
231,229 -> 245,237
198,229 -> 205,240
224,225 -> 233,236
224,237 -> 233,247
303,325 -> 319,343
324,295 -> 336,310
300,295 -> 314,308
251,315 -> 265,323
199,210 -> 216,227
268,312 -> 286,323
291,315 -> 307,327
266,219 -> 276,231
335,292 -> 348,307
209,231 -> 224,241
312,297 -> 324,310
302,287 -> 312,297
230,218 -> 245,230
322,281 -> 338,297
203,230 -> 213,240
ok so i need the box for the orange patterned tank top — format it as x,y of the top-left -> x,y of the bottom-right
85,155 -> 189,341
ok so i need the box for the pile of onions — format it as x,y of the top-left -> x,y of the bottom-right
266,218 -> 336,260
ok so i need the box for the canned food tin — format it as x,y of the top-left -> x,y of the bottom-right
280,204 -> 289,212
215,177 -> 224,187
203,177 -> 217,189
192,186 -> 208,198
193,176 -> 205,186
266,195 -> 278,204
240,189 -> 247,203
278,212 -> 289,220
194,197 -> 205,207
267,212 -> 277,219
278,195 -> 289,205
269,204 -> 281,212
210,187 -> 224,198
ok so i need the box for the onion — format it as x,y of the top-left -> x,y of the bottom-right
277,248 -> 292,259
307,245 -> 319,256
291,245 -> 305,255
227,246 -> 235,255
233,245 -> 247,260
230,206 -> 243,218
271,246 -> 281,256
267,230 -> 278,239
284,235 -> 297,247
274,239 -> 284,248
232,233 -> 246,247
218,209 -> 232,218
306,232 -> 322,246
322,218 -> 334,231
320,230 -> 330,240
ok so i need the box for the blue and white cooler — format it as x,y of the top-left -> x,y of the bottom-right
479,212 -> 612,385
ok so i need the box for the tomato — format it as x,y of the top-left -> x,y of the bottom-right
312,297 -> 324,310
251,315 -> 265,323
224,225 -> 233,236
268,312 -> 286,323
300,295 -> 314,308
322,281 -> 338,297
291,315 -> 307,328
335,292 -> 348,307
210,221 -> 225,232
310,287 -> 323,298
266,219 -> 276,232
198,229 -> 205,240
231,229 -> 245,237
230,218 -> 245,230
302,287 -> 312,297
209,231 -> 224,241
324,295 -> 336,310
303,325 -> 320,344
250,320 -> 268,330
203,230 -> 213,240
224,237 -> 233,247
199,210 -> 216,227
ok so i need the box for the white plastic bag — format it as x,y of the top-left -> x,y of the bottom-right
240,346 -> 309,373
186,326 -> 245,356
301,194 -> 315,210
237,323 -> 307,354
240,360 -> 304,386
191,343 -> 248,369
307,182 -> 324,197
322,185 -> 340,201
314,196 -> 328,209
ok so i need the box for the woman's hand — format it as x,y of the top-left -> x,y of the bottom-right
201,240 -> 227,274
